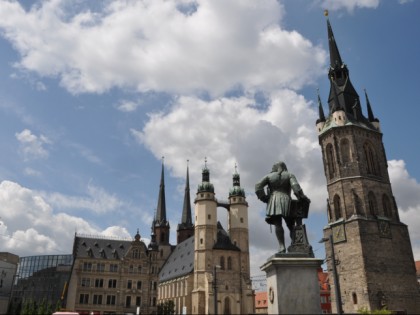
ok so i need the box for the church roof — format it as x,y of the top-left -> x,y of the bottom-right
159,222 -> 240,282
159,236 -> 195,282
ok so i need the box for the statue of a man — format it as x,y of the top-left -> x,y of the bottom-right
255,161 -> 310,253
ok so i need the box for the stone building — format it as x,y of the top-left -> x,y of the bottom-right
66,162 -> 173,315
158,163 -> 254,314
317,15 -> 420,313
0,252 -> 19,315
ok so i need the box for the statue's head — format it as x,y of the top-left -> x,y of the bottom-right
272,161 -> 288,172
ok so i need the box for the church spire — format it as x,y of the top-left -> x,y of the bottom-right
316,89 -> 326,124
155,157 -> 167,225
325,12 -> 363,121
181,161 -> 192,226
177,160 -> 194,244
365,89 -> 376,122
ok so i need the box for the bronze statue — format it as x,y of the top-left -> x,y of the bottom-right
255,161 -> 311,255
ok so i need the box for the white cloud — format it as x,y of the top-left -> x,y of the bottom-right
0,180 -> 131,256
319,0 -> 380,12
15,129 -> 51,160
40,182 -> 126,214
116,100 -> 142,112
0,0 -> 326,96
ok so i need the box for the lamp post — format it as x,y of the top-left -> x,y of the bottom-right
213,265 -> 221,315
319,234 -> 343,314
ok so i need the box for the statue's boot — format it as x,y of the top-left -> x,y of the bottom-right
275,224 -> 286,253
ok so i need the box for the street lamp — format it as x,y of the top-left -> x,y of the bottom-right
213,265 -> 221,315
319,234 -> 343,314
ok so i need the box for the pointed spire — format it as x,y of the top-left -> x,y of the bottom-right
316,89 -> 326,124
155,157 -> 167,225
326,13 -> 343,69
331,82 -> 342,113
181,160 -> 192,226
365,89 -> 376,122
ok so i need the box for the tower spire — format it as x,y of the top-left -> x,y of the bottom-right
365,89 -> 376,122
181,161 -> 192,226
316,89 -> 326,124
326,13 -> 343,69
155,157 -> 167,225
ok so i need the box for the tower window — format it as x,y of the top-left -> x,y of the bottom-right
240,217 -> 244,223
352,292 -> 358,304
382,194 -> 391,218
326,144 -> 336,179
333,195 -> 342,221
220,256 -> 225,270
227,257 -> 232,270
200,238 -> 203,244
364,142 -> 379,175
208,214 -> 211,220
368,192 -> 378,216
340,138 -> 351,164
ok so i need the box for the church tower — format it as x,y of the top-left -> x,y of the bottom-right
177,162 -> 194,244
228,165 -> 250,276
317,15 -> 420,313
192,160 -> 218,314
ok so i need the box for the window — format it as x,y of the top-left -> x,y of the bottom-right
82,262 -> 92,272
95,279 -> 104,288
137,281 -> 142,290
138,265 -> 142,274
126,296 -> 131,307
352,292 -> 358,304
132,249 -> 140,259
152,297 -> 156,306
340,138 -> 351,164
106,295 -> 116,305
333,195 -> 342,220
129,265 -> 134,273
136,296 -> 141,307
110,264 -> 118,272
208,214 -> 211,220
382,194 -> 391,218
220,256 -> 225,270
368,192 -> 377,216
97,263 -> 105,272
364,142 -> 379,175
93,294 -> 103,305
224,297 -> 231,315
153,282 -> 157,290
81,278 -> 90,287
227,257 -> 232,270
108,279 -> 117,288
127,280 -> 132,289
326,144 -> 336,179
79,293 -> 89,304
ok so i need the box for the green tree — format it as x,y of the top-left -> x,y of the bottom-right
157,300 -> 175,315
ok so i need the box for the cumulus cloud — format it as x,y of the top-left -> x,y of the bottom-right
0,0 -> 325,96
388,160 -> 420,260
39,182 -> 126,214
0,180 -> 131,256
15,129 -> 51,160
319,0 -> 380,12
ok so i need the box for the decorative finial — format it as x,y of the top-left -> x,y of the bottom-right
234,163 -> 238,173
324,9 -> 329,17
204,157 -> 207,168
161,156 -> 164,163
187,159 -> 189,166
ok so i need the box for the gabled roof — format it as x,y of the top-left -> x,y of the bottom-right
159,236 -> 195,282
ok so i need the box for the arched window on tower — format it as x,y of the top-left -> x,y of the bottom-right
333,195 -> 342,221
368,192 -> 378,216
220,256 -> 225,270
227,257 -> 232,270
340,138 -> 351,164
224,297 -> 231,315
363,142 -> 379,176
326,144 -> 336,179
382,194 -> 392,218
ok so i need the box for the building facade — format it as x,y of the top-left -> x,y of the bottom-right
66,162 -> 173,315
317,15 -> 420,313
158,164 -> 254,314
0,252 -> 19,315
8,254 -> 73,314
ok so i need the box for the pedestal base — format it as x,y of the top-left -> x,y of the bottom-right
260,256 -> 323,314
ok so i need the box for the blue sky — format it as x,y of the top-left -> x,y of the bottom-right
0,0 -> 419,277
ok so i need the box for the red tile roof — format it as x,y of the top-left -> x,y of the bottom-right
255,291 -> 268,309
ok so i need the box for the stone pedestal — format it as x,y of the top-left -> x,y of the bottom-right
261,256 -> 323,314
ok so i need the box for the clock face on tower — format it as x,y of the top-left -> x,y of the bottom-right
332,224 -> 346,243
378,220 -> 392,238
